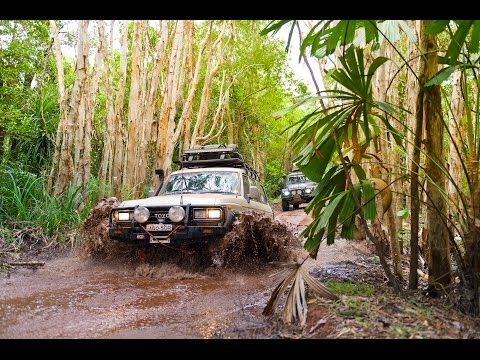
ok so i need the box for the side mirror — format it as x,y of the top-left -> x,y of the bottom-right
249,186 -> 259,201
152,169 -> 165,196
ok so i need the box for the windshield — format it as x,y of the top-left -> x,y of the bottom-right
286,174 -> 307,185
160,171 -> 240,195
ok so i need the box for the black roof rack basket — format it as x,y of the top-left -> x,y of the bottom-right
177,144 -> 260,181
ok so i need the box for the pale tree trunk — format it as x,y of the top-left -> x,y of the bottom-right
72,21 -> 90,192
405,20 -> 420,176
372,45 -> 403,280
178,21 -> 214,156
137,20 -> 169,186
385,44 -> 403,276
198,75 -> 228,145
53,20 -> 90,196
176,20 -> 192,110
420,22 -> 451,295
180,21 -> 196,155
408,20 -> 423,290
112,20 -> 128,196
98,20 -> 115,199
134,22 -> 150,188
156,20 -> 185,176
76,21 -> 106,198
448,69 -> 464,223
196,27 -> 234,146
190,21 -> 227,147
47,20 -> 68,194
226,93 -> 234,144
124,20 -> 144,192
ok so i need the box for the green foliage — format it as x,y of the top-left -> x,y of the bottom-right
263,159 -> 285,198
0,226 -> 15,244
0,165 -> 102,237
333,297 -> 372,318
0,20 -> 60,174
286,47 -> 398,256
396,208 -> 409,220
325,279 -> 374,296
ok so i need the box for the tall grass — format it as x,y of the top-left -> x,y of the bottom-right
0,166 -> 104,239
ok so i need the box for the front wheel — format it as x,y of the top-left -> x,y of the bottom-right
282,199 -> 289,211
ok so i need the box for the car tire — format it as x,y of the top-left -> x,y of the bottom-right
281,199 -> 289,211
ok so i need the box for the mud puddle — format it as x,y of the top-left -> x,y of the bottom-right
0,257 -> 282,339
0,203 -> 375,339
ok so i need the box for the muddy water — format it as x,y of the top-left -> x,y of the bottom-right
0,208 -> 373,339
0,257 -> 280,339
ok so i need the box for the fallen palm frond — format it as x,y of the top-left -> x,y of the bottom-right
263,261 -> 339,326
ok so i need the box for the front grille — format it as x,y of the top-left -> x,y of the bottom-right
148,209 -> 172,224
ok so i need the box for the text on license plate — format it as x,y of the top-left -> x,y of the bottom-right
146,223 -> 173,231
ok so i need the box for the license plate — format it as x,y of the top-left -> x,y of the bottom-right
150,236 -> 170,244
146,223 -> 173,231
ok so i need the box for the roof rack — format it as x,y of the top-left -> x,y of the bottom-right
177,144 -> 260,181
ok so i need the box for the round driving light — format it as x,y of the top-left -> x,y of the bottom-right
282,190 -> 290,196
305,188 -> 312,194
133,206 -> 150,223
168,206 -> 185,222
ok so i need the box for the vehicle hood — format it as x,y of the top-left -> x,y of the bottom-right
117,193 -> 242,208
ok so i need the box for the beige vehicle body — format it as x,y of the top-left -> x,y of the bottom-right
109,145 -> 272,246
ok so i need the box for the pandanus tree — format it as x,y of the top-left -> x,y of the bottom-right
262,44 -> 404,325
290,46 -> 402,291
262,20 -> 480,319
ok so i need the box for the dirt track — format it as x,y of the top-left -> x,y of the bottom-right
0,206 -> 373,339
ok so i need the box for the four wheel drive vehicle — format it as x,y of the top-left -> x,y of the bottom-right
108,144 -> 273,246
280,171 -> 317,211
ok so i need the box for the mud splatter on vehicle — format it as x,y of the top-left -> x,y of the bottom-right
78,199 -> 303,274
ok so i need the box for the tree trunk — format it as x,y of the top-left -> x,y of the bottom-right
112,20 -> 128,196
190,21 -> 227,147
448,69 -> 464,223
156,20 -> 185,176
408,20 -> 423,290
72,21 -> 90,191
177,21 -> 213,157
47,20 -> 68,194
371,45 -> 403,280
124,20 -> 144,192
137,20 -> 169,188
420,22 -> 451,295
53,20 -> 90,196
98,21 -> 115,199
77,21 -> 105,200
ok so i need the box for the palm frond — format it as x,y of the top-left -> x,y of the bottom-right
263,262 -> 339,325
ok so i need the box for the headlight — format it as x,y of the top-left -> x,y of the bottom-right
305,188 -> 312,194
207,209 -> 221,219
194,209 -> 206,219
193,208 -> 222,219
114,211 -> 131,221
282,189 -> 290,196
133,206 -> 150,223
168,206 -> 185,222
